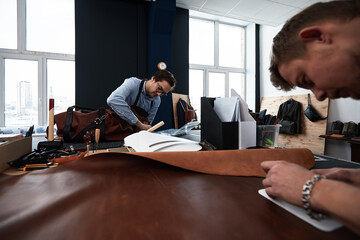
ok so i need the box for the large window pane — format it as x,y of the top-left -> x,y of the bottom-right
26,0 -> 75,54
189,69 -> 204,120
219,24 -> 244,68
229,72 -> 245,98
5,59 -> 38,126
208,72 -> 225,98
189,19 -> 214,65
47,60 -> 75,114
0,0 -> 17,49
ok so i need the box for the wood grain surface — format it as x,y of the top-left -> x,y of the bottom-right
261,94 -> 329,154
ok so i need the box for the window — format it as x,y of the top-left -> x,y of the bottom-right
189,17 -> 246,119
0,0 -> 17,49
0,0 -> 75,128
219,24 -> 244,68
189,19 -> 214,66
47,60 -> 75,113
189,69 -> 204,115
26,0 -> 75,54
5,59 -> 38,126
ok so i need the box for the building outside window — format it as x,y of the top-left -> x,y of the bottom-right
0,0 -> 75,129
189,16 -> 246,120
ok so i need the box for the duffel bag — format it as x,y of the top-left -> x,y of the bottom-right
53,106 -> 133,143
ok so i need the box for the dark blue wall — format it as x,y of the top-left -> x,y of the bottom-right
75,0 -> 189,119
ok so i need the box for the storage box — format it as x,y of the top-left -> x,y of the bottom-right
201,97 -> 256,150
201,97 -> 239,150
0,137 -> 32,172
257,125 -> 281,148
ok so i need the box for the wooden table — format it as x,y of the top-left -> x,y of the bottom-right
0,152 -> 357,239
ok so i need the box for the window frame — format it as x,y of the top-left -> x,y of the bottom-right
189,16 -> 246,98
0,0 -> 75,127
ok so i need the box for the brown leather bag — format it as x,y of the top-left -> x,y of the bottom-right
54,106 -> 133,143
178,98 -> 196,125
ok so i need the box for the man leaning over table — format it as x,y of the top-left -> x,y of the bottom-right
262,0 -> 360,236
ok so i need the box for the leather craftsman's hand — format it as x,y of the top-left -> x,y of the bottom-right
135,121 -> 151,131
312,168 -> 360,187
261,161 -> 314,207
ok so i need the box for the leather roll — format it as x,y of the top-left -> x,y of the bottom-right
85,148 -> 314,177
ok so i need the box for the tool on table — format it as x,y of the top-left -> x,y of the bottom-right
83,131 -> 91,151
48,98 -> 55,141
147,121 -> 164,132
95,129 -> 100,152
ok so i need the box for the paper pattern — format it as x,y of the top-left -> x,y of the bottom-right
258,189 -> 343,232
124,131 -> 202,152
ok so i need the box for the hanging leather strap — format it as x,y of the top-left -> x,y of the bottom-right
63,107 -> 74,142
131,79 -> 152,119
132,79 -> 145,108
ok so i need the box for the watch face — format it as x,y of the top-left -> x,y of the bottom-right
157,62 -> 167,70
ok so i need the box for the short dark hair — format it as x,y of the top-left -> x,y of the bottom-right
153,70 -> 176,89
270,0 -> 360,91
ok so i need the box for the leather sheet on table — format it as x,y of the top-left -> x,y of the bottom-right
0,148 -> 318,240
86,148 -> 314,177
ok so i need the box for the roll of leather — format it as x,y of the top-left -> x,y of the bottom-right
85,148 -> 314,177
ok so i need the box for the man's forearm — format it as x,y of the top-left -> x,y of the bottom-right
311,179 -> 360,235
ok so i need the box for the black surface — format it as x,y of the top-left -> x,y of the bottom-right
75,0 -> 148,109
312,154 -> 360,169
63,141 -> 124,150
255,24 -> 260,113
171,7 -> 189,95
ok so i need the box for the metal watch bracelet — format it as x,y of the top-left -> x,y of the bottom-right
302,174 -> 327,220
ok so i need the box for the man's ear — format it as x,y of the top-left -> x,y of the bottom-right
299,26 -> 331,43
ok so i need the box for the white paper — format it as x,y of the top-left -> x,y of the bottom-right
231,89 -> 255,122
238,121 -> 256,149
213,97 -> 238,122
230,89 -> 256,149
258,189 -> 343,232
124,131 -> 202,152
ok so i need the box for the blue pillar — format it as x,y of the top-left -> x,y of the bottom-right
148,0 -> 176,130
148,0 -> 176,76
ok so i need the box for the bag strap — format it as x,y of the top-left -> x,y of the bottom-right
63,107 -> 107,143
73,108 -> 107,143
179,98 -> 189,112
63,107 -> 75,142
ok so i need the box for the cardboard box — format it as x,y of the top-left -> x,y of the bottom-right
0,137 -> 32,172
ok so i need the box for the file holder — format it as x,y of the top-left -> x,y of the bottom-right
201,97 -> 239,150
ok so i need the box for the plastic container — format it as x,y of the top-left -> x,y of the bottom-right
256,124 -> 281,148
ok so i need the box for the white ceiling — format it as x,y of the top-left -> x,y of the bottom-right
176,0 -> 328,26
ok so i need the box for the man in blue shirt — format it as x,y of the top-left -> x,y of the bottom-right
107,70 -> 176,131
